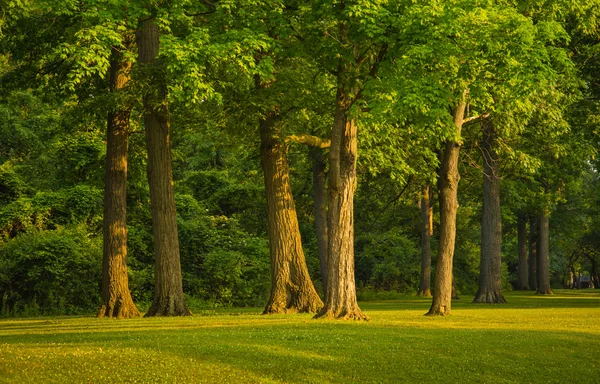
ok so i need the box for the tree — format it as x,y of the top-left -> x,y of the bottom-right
418,185 -> 432,297
517,214 -> 529,290
473,116 -> 506,303
98,46 -> 141,318
137,16 -> 190,316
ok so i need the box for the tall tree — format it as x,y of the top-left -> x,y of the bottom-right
528,216 -> 538,291
537,212 -> 553,294
418,185 -> 432,297
517,214 -> 529,290
259,111 -> 323,314
311,147 -> 329,297
98,47 -> 140,318
137,17 -> 190,316
473,116 -> 506,303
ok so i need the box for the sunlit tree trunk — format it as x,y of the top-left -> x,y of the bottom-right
137,18 -> 191,316
315,85 -> 367,320
528,216 -> 538,291
260,113 -> 323,314
311,147 -> 329,298
427,100 -> 466,316
418,185 -> 432,297
517,214 -> 529,290
98,48 -> 140,319
473,117 -> 506,304
536,213 -> 552,294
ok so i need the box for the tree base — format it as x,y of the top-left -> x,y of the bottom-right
263,291 -> 323,315
97,299 -> 141,319
536,289 -> 553,295
425,304 -> 450,316
417,289 -> 431,297
314,307 -> 369,321
144,295 -> 192,317
472,290 -> 507,304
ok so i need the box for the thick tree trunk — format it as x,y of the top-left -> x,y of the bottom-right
427,101 -> 466,316
315,88 -> 367,320
517,214 -> 529,290
98,49 -> 140,319
311,147 -> 329,298
137,18 -> 191,316
536,213 -> 552,294
418,185 -> 432,297
260,114 -> 323,314
528,216 -> 538,291
473,117 -> 506,304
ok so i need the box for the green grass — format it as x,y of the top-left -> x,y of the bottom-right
1,290 -> 599,383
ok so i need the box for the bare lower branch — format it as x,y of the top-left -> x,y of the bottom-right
286,134 -> 331,148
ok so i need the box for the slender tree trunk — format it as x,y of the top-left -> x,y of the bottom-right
452,274 -> 460,300
311,147 -> 329,298
427,101 -> 466,316
536,213 -> 552,294
260,114 -> 323,314
418,185 -> 432,297
315,87 -> 367,320
528,216 -> 538,291
137,18 -> 191,316
473,117 -> 506,304
517,214 -> 529,290
98,48 -> 140,319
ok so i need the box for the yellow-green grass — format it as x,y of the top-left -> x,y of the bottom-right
1,290 -> 598,383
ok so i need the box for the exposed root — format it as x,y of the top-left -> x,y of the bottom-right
417,290 -> 432,297
144,295 -> 192,317
97,298 -> 141,319
425,304 -> 451,317
313,307 -> 370,321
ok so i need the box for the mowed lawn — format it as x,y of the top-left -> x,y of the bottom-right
0,290 -> 598,383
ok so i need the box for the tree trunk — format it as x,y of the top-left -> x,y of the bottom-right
473,117 -> 506,304
311,147 -> 329,298
427,101 -> 466,316
451,274 -> 460,300
260,114 -> 323,314
137,18 -> 191,316
418,185 -> 432,297
97,48 -> 140,319
536,213 -> 552,294
528,216 -> 538,291
315,87 -> 367,320
517,214 -> 529,290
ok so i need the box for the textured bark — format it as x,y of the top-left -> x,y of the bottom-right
473,117 -> 506,304
98,49 -> 140,319
260,114 -> 323,314
315,87 -> 367,320
427,101 -> 466,316
137,18 -> 191,316
528,216 -> 538,291
418,185 -> 432,297
517,214 -> 529,290
311,147 -> 329,298
536,213 -> 553,294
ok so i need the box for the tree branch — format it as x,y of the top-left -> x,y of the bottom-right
286,134 -> 331,148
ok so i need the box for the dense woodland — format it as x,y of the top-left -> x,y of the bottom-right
0,0 -> 599,319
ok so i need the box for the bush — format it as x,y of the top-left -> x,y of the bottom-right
0,226 -> 102,316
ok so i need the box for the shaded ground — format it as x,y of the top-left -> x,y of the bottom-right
0,290 -> 598,383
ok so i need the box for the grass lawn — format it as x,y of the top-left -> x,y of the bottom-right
0,290 -> 598,383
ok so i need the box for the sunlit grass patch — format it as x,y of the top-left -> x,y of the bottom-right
0,290 -> 598,383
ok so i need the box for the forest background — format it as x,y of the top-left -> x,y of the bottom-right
0,0 -> 599,318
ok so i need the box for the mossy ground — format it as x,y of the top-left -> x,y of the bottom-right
0,290 -> 598,383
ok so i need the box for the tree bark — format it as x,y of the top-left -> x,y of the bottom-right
473,117 -> 506,304
418,185 -> 432,297
517,214 -> 529,290
137,18 -> 191,316
536,213 -> 552,294
98,48 -> 140,319
427,100 -> 466,316
311,147 -> 329,298
528,216 -> 538,291
315,87 -> 367,320
260,113 -> 323,314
